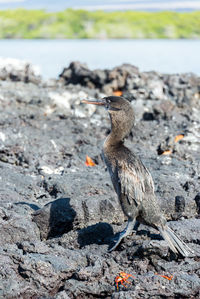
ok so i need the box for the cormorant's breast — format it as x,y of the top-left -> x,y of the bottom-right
103,144 -> 155,207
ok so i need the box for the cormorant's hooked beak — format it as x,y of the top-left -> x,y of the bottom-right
81,99 -> 106,106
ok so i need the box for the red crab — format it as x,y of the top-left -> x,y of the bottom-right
115,271 -> 135,291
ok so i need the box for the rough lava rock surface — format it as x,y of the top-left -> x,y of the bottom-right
0,60 -> 200,298
0,57 -> 41,84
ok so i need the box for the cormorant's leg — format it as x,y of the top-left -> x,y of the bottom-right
133,220 -> 140,231
108,218 -> 136,252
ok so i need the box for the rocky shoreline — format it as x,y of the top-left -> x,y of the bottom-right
0,60 -> 200,298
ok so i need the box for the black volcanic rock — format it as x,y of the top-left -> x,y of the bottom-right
0,61 -> 200,298
59,62 -> 200,108
0,58 -> 41,84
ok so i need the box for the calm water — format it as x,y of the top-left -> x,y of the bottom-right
0,39 -> 199,78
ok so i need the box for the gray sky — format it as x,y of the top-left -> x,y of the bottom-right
0,0 -> 200,11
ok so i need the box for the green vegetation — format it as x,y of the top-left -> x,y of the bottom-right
0,9 -> 200,39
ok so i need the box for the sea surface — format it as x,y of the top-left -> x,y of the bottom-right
0,39 -> 199,79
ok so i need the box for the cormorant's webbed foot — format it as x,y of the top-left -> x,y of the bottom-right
108,219 -> 136,252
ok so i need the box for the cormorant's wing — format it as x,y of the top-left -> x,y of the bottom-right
117,157 -> 155,207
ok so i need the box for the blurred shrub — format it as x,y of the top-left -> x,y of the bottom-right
0,9 -> 200,39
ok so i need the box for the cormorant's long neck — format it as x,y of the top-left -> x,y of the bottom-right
104,113 -> 133,148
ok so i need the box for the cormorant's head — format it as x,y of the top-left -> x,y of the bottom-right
82,96 -> 132,114
82,96 -> 135,139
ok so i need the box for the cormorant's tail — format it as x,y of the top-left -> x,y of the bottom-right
158,225 -> 195,257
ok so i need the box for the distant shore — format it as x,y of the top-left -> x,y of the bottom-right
0,9 -> 200,39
